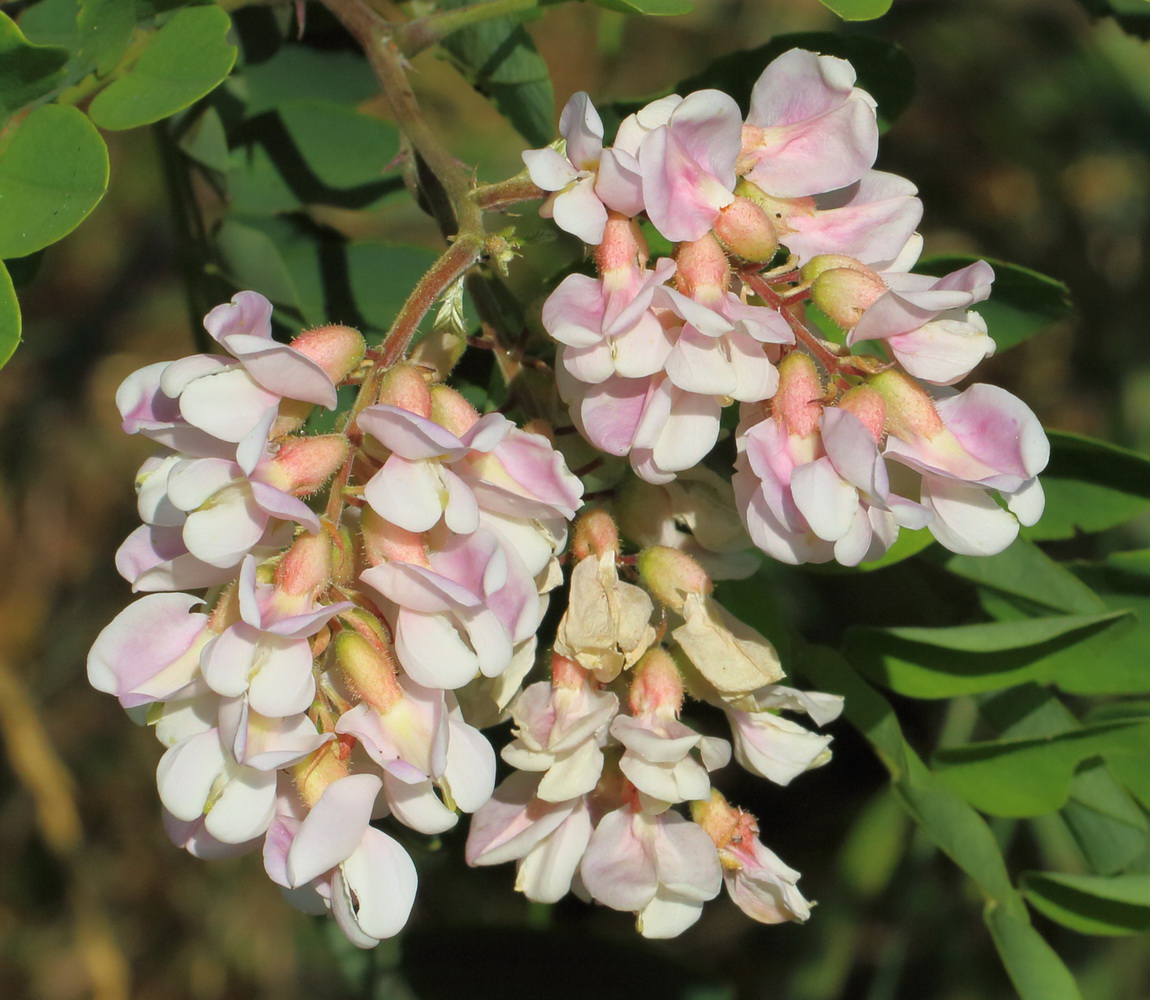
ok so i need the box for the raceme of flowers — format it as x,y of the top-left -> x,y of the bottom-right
87,46 -> 1047,949
529,46 -> 1048,565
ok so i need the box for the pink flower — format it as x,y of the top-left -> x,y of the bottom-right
580,802 -> 722,938
466,771 -> 594,903
639,90 -> 743,243
740,48 -> 879,199
523,93 -> 610,244
264,774 -> 417,947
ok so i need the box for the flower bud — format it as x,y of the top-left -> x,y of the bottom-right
270,434 -> 349,495
773,352 -> 823,439
361,507 -> 429,567
550,651 -> 592,691
637,545 -> 712,614
835,385 -> 887,442
275,531 -> 333,598
869,370 -> 944,440
291,742 -> 351,810
713,197 -> 779,265
595,211 -> 648,278
335,629 -> 403,713
572,507 -> 620,561
376,362 -> 432,416
290,324 -> 366,386
691,788 -> 743,857
807,258 -> 886,330
629,647 -> 685,717
674,232 -> 730,301
429,383 -> 480,437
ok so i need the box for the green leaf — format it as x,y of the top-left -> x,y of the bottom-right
438,0 -> 554,146
1039,429 -> 1150,500
932,721 -> 1150,817
937,538 -> 1105,615
0,12 -> 69,122
242,45 -> 380,116
1024,477 -> 1150,541
838,790 -> 908,899
916,255 -> 1072,352
984,907 -> 1084,1000
177,105 -> 229,173
227,141 -> 303,216
1022,872 -> 1150,935
346,243 -> 440,334
856,526 -> 935,571
0,104 -> 108,258
0,260 -> 21,369
17,0 -> 81,50
671,33 -> 914,131
1028,553 -> 1150,696
88,6 -> 236,130
77,0 -> 189,76
1062,761 -> 1150,874
589,0 -> 694,12
278,100 -> 400,190
214,217 -> 300,310
847,611 -> 1133,698
816,0 -> 893,20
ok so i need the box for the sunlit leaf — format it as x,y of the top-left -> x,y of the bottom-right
88,6 -> 236,130
0,104 -> 108,259
78,0 -> 188,76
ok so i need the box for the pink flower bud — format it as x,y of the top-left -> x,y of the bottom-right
835,385 -> 886,442
429,384 -> 480,437
629,647 -> 685,717
691,788 -> 742,856
595,212 -> 649,277
869,370 -> 944,440
637,545 -> 712,613
571,507 -> 620,560
290,324 -> 366,386
550,652 -> 592,691
360,508 -> 429,568
335,630 -> 403,713
713,196 -> 779,264
673,232 -> 730,301
271,434 -> 349,495
772,352 -> 823,438
376,363 -> 432,416
275,532 -> 333,598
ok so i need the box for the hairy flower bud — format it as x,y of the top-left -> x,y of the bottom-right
335,629 -> 403,713
571,507 -> 620,560
271,434 -> 349,495
835,385 -> 886,442
375,362 -> 432,416
637,545 -> 712,614
807,258 -> 886,329
772,352 -> 823,438
868,369 -> 945,440
290,324 -> 366,386
673,232 -> 731,301
629,648 -> 685,717
713,196 -> 779,264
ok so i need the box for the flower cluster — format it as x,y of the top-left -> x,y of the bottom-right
90,293 -> 584,946
87,43 -> 1052,952
467,514 -> 841,937
529,47 -> 1048,565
